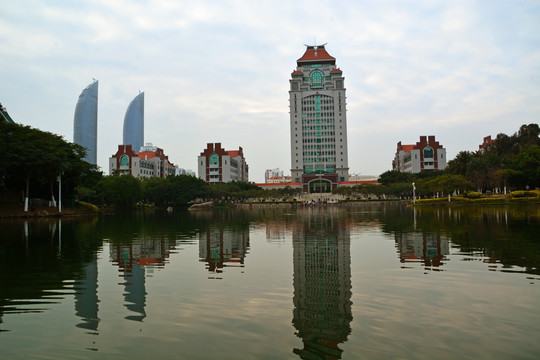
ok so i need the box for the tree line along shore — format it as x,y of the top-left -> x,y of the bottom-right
1,121 -> 538,215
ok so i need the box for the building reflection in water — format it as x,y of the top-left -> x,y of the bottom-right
394,233 -> 450,271
292,209 -> 353,359
199,227 -> 250,278
110,238 -> 174,321
75,252 -> 100,332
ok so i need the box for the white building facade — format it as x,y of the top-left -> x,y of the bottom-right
392,136 -> 447,173
109,143 -> 178,178
198,143 -> 249,183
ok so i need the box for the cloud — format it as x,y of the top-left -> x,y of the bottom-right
0,0 -> 539,181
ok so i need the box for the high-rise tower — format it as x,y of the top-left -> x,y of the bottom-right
74,80 -> 98,164
289,44 -> 349,192
123,92 -> 144,152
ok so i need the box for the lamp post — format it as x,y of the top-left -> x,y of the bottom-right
57,172 -> 62,213
412,182 -> 416,204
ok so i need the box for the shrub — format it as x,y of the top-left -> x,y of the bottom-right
464,191 -> 483,199
76,201 -> 98,213
509,190 -> 540,198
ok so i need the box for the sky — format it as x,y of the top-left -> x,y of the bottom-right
1,0 -> 539,183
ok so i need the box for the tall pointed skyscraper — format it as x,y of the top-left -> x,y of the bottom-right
123,92 -> 144,152
73,80 -> 98,164
289,44 -> 349,193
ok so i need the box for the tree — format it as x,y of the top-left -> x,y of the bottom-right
417,174 -> 473,196
168,175 -> 209,206
509,145 -> 540,189
0,121 -> 88,211
378,170 -> 413,186
142,177 -> 172,206
97,175 -> 142,207
446,151 -> 475,176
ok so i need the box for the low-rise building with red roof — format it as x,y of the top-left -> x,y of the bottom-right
392,136 -> 447,173
479,135 -> 495,151
109,143 -> 178,178
198,143 -> 249,183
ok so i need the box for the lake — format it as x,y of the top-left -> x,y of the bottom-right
1,203 -> 539,359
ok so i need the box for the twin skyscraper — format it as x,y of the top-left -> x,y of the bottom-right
73,79 -> 144,165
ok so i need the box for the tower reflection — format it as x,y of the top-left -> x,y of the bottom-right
110,238 -> 174,321
292,209 -> 353,359
75,252 -> 100,331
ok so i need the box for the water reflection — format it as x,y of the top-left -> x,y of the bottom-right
0,217 -> 102,330
395,233 -> 450,271
0,205 -> 539,358
75,252 -> 100,331
292,209 -> 353,359
110,237 -> 177,321
199,227 -> 250,278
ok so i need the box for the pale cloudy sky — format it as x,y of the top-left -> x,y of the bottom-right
1,0 -> 539,182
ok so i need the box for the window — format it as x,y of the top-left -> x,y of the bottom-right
424,147 -> 434,158
209,153 -> 219,165
120,155 -> 129,167
309,70 -> 324,89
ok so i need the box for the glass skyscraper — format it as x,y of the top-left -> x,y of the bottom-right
73,80 -> 98,164
123,92 -> 144,152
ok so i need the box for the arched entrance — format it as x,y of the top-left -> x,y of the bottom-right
309,179 -> 332,193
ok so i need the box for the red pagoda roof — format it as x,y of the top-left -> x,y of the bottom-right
297,45 -> 336,65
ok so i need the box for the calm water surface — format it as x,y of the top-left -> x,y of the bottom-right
0,203 -> 539,359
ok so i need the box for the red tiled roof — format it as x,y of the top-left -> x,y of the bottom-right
256,182 -> 302,187
297,46 -> 335,63
400,145 -> 415,152
291,70 -> 303,75
330,68 -> 342,73
138,151 -> 157,159
227,150 -> 240,157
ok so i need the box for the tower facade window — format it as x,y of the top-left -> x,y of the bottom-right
209,153 -> 219,165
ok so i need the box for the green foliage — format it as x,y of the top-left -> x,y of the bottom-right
97,175 -> 142,207
463,191 -> 483,199
509,190 -> 540,198
378,170 -> 413,185
446,151 -> 474,176
416,174 -> 473,196
76,201 -> 99,213
444,123 -> 540,191
142,176 -> 172,205
0,121 -> 90,208
509,145 -> 540,188
168,175 -> 209,206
